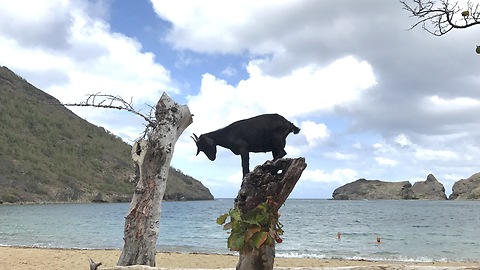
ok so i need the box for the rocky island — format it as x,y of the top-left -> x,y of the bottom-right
332,174 -> 447,200
449,172 -> 480,200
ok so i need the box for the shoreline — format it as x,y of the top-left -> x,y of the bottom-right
1,246 -> 479,270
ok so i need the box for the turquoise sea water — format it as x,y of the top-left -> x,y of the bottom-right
0,199 -> 479,263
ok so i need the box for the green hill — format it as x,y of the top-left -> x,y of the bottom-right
0,66 -> 213,203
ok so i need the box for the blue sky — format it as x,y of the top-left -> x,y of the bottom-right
1,0 -> 479,199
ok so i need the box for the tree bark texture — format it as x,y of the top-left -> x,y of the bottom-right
117,93 -> 192,267
235,157 -> 307,270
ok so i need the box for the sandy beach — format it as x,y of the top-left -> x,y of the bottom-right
0,246 -> 479,270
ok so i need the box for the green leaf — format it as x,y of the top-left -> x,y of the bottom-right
227,234 -> 234,249
250,231 -> 269,249
256,213 -> 269,224
231,221 -> 242,233
216,213 -> 229,225
256,204 -> 267,212
245,226 -> 261,242
219,198 -> 285,252
264,235 -> 273,246
229,208 -> 242,221
229,234 -> 245,251
242,218 -> 260,226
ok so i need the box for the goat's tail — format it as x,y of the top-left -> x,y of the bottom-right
292,124 -> 300,134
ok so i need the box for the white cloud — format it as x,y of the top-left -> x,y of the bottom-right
425,95 -> 480,111
221,66 -> 237,77
302,168 -> 358,184
324,152 -> 357,161
373,143 -> 383,150
395,134 -> 411,147
50,11 -> 176,104
414,148 -> 458,161
0,0 -> 72,50
150,0 -> 294,54
375,157 -> 398,166
186,56 -> 376,136
300,121 -> 329,148
443,174 -> 464,181
226,172 -> 244,185
0,1 -> 177,143
239,57 -> 377,116
352,142 -> 362,149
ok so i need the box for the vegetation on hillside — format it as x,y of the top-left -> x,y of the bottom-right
0,66 -> 213,203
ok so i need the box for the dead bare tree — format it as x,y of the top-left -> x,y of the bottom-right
401,0 -> 480,36
116,93 -> 192,266
66,92 -> 192,267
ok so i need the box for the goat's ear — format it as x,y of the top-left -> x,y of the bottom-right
196,148 -> 200,156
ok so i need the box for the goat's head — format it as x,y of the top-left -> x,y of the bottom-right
191,133 -> 217,161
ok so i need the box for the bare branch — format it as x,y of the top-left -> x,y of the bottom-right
63,93 -> 157,140
401,0 -> 480,36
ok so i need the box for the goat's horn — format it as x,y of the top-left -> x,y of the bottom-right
191,133 -> 200,143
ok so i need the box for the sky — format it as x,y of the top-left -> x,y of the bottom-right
1,0 -> 479,199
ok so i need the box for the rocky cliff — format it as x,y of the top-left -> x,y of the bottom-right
449,172 -> 480,200
332,179 -> 415,200
411,174 -> 447,200
332,174 -> 447,200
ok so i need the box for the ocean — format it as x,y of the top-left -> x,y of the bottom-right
0,199 -> 479,263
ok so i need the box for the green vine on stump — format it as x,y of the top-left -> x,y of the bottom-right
216,196 -> 284,252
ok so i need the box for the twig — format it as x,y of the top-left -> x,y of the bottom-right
89,257 -> 102,270
401,0 -> 480,36
63,93 -> 157,140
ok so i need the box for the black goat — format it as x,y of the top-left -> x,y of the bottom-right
191,113 -> 300,177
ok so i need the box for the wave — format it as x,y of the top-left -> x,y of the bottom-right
275,251 -> 465,264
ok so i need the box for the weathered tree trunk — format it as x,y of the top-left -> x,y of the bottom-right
117,93 -> 192,267
235,157 -> 306,270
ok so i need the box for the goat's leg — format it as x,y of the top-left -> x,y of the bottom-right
272,149 -> 287,160
272,137 -> 287,160
241,152 -> 250,177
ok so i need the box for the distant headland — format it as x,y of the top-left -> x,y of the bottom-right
332,173 -> 480,200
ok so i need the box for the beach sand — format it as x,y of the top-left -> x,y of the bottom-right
0,246 -> 479,270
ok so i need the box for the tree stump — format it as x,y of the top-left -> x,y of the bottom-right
234,157 -> 306,270
117,93 -> 193,266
